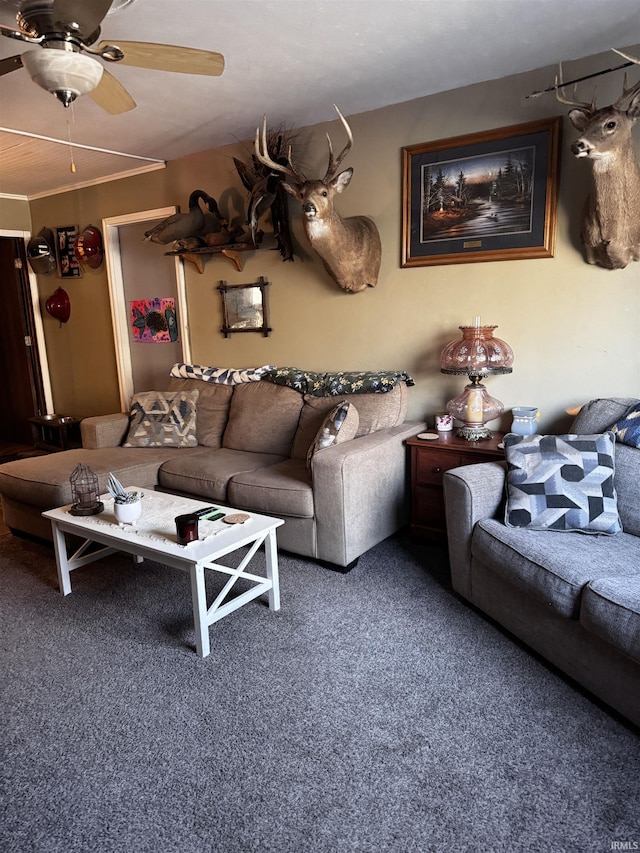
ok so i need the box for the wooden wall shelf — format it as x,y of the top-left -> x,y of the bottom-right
165,240 -> 263,273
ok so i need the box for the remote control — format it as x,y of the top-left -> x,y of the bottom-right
199,509 -> 226,522
193,506 -> 219,519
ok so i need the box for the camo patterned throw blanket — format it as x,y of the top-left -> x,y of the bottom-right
170,364 -> 414,395
261,367 -> 415,396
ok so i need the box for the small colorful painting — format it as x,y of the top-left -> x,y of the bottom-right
130,298 -> 178,343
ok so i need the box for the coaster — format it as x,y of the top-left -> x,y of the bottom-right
223,513 -> 250,524
416,433 -> 439,441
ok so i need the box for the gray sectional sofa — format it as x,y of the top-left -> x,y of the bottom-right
443,397 -> 640,727
0,368 -> 424,569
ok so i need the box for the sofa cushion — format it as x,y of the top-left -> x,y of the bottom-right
291,382 -> 408,459
503,432 -> 621,535
0,447 -> 202,509
473,519 -> 640,619
123,390 -> 199,448
222,382 -> 303,456
167,377 -> 232,448
612,401 -> 640,449
306,401 -> 359,473
571,397 -> 639,434
570,398 -> 640,537
580,574 -> 640,664
158,448 -> 286,502
228,458 -> 314,518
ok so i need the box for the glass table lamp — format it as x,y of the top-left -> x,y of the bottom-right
440,318 -> 513,440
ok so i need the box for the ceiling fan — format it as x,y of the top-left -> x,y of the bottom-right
0,0 -> 224,113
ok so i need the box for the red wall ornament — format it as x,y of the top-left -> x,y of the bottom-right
46,287 -> 71,324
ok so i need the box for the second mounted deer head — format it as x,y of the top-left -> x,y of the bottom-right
555,49 -> 640,270
254,105 -> 382,293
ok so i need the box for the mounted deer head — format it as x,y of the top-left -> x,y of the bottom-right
555,50 -> 640,270
254,105 -> 381,293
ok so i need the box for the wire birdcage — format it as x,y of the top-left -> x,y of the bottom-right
69,464 -> 103,516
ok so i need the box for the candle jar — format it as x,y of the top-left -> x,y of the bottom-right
176,513 -> 199,546
434,412 -> 453,432
511,407 -> 540,435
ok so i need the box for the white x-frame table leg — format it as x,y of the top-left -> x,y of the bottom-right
50,521 -> 119,597
190,527 -> 280,657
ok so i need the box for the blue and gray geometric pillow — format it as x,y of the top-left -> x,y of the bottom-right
612,402 -> 640,448
504,432 -> 621,534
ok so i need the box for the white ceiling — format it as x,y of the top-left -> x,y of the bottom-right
1,0 -> 639,199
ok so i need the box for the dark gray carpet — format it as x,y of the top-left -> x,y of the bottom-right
1,530 -> 638,853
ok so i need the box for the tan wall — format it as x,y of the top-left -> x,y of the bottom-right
0,196 -> 31,231
27,47 -> 640,431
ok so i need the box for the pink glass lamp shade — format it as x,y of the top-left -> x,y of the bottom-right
440,319 -> 514,441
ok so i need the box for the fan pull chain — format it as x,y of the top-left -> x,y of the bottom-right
67,107 -> 77,173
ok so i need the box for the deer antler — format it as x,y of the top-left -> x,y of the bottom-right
254,116 -> 304,182
554,62 -> 597,111
322,105 -> 353,182
611,49 -> 640,108
612,47 -> 640,66
613,73 -> 640,108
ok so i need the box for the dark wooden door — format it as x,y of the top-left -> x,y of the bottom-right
0,238 -> 46,444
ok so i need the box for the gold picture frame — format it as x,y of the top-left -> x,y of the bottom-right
401,117 -> 561,267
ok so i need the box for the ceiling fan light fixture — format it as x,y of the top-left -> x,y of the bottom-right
22,48 -> 103,106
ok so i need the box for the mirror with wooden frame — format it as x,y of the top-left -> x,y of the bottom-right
218,277 -> 271,337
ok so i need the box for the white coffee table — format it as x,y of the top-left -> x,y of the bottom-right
42,488 -> 283,657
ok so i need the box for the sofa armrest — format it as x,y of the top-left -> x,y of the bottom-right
80,413 -> 129,449
443,461 -> 507,600
311,421 -> 426,566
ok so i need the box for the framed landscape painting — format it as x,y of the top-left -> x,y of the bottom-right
401,117 -> 561,267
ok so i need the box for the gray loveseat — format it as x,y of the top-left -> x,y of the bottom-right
0,368 -> 424,569
443,397 -> 640,727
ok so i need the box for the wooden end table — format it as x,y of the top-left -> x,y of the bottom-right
406,430 -> 505,540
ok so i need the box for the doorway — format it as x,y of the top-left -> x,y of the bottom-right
102,208 -> 191,411
0,233 -> 53,445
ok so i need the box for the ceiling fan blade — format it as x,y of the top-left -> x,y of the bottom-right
98,40 -> 225,76
0,54 -> 23,77
53,0 -> 114,38
88,67 -> 136,114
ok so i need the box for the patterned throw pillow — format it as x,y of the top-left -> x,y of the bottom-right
612,402 -> 640,448
123,390 -> 199,448
306,401 -> 359,473
504,432 -> 621,534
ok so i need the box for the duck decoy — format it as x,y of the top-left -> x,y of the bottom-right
201,193 -> 226,236
144,190 -> 217,244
